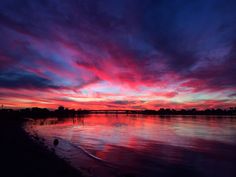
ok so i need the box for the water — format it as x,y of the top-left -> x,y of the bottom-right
25,114 -> 236,177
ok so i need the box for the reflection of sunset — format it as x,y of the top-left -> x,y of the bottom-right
25,114 -> 236,177
27,114 -> 236,151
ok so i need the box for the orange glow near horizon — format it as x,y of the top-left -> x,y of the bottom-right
1,1 -> 236,110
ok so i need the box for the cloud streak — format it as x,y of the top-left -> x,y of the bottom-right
0,0 -> 236,109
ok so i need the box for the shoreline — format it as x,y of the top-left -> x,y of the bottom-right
0,119 -> 84,177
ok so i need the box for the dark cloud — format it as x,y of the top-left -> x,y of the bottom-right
0,71 -> 58,89
112,100 -> 132,105
229,93 -> 236,98
0,0 -> 236,108
184,39 -> 236,91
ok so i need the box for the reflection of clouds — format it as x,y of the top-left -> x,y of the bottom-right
26,114 -> 236,177
26,114 -> 236,152
173,122 -> 236,144
112,122 -> 128,127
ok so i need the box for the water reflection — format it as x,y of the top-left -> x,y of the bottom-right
25,114 -> 236,177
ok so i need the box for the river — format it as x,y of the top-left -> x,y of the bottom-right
25,114 -> 236,177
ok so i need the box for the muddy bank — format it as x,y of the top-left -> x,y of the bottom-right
0,119 -> 83,177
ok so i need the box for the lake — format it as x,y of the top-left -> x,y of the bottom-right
25,114 -> 236,177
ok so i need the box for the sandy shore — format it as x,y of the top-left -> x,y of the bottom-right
0,118 -> 83,177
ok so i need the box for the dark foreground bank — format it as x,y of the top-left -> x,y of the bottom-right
0,119 -> 83,177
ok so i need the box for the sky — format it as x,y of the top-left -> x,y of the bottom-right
0,0 -> 236,110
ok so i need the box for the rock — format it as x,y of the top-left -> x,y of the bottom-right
53,139 -> 59,146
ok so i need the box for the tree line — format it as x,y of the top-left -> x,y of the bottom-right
1,106 -> 236,120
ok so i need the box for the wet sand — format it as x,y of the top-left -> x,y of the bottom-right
0,118 -> 83,177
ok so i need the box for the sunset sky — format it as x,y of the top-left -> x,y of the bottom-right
0,0 -> 236,110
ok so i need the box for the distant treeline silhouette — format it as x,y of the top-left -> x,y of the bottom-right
140,108 -> 236,115
1,106 -> 236,120
1,106 -> 89,120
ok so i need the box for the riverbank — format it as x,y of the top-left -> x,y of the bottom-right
0,118 -> 83,177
